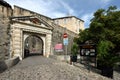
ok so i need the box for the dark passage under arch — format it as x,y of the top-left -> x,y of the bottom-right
24,35 -> 43,57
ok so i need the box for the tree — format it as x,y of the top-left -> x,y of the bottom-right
76,6 -> 120,77
75,29 -> 91,44
89,6 -> 120,53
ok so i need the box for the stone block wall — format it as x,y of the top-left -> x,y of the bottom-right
51,23 -> 78,55
0,3 -> 12,18
0,1 -> 12,60
0,17 -> 11,60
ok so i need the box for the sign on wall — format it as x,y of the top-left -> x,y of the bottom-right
63,33 -> 68,45
63,38 -> 68,45
54,43 -> 63,52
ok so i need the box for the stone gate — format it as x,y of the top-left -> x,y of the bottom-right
10,16 -> 53,60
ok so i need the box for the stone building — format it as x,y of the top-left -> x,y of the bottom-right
53,16 -> 84,34
0,0 -> 84,60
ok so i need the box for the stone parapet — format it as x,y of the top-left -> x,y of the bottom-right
0,56 -> 20,73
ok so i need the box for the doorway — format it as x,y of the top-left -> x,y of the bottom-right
24,35 -> 43,57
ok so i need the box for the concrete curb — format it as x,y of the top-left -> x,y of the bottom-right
0,57 -> 20,73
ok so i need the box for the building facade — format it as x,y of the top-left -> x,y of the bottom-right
0,0 -> 84,60
53,16 -> 84,34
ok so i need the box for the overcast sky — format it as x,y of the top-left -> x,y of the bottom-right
6,0 -> 120,28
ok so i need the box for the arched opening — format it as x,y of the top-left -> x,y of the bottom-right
24,35 -> 43,57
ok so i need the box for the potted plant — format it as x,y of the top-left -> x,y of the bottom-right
70,43 -> 78,62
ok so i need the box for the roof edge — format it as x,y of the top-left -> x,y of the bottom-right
53,16 -> 84,22
0,0 -> 12,8
14,5 -> 52,20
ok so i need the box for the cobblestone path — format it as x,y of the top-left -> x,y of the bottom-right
0,56 -> 111,80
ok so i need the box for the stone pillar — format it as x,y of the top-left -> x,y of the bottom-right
45,34 -> 52,57
9,25 -> 14,59
11,27 -> 22,60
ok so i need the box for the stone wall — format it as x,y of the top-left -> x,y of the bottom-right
0,19 -> 10,60
0,56 -> 20,73
0,2 -> 12,60
51,23 -> 78,55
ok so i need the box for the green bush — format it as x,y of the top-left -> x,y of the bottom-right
97,40 -> 119,67
71,43 -> 78,56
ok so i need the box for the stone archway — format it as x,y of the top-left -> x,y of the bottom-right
24,35 -> 44,57
10,16 -> 52,60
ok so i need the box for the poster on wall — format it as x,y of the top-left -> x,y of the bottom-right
54,43 -> 63,52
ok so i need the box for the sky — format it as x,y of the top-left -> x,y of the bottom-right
6,0 -> 120,28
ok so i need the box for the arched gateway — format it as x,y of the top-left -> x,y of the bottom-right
10,16 -> 53,60
24,35 -> 44,57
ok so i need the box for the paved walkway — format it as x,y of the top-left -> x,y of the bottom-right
0,56 -> 111,80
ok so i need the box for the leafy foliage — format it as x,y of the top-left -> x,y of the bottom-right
97,40 -> 115,66
76,6 -> 120,67
76,29 -> 91,44
71,43 -> 78,56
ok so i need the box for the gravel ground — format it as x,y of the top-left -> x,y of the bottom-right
0,56 -> 111,80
